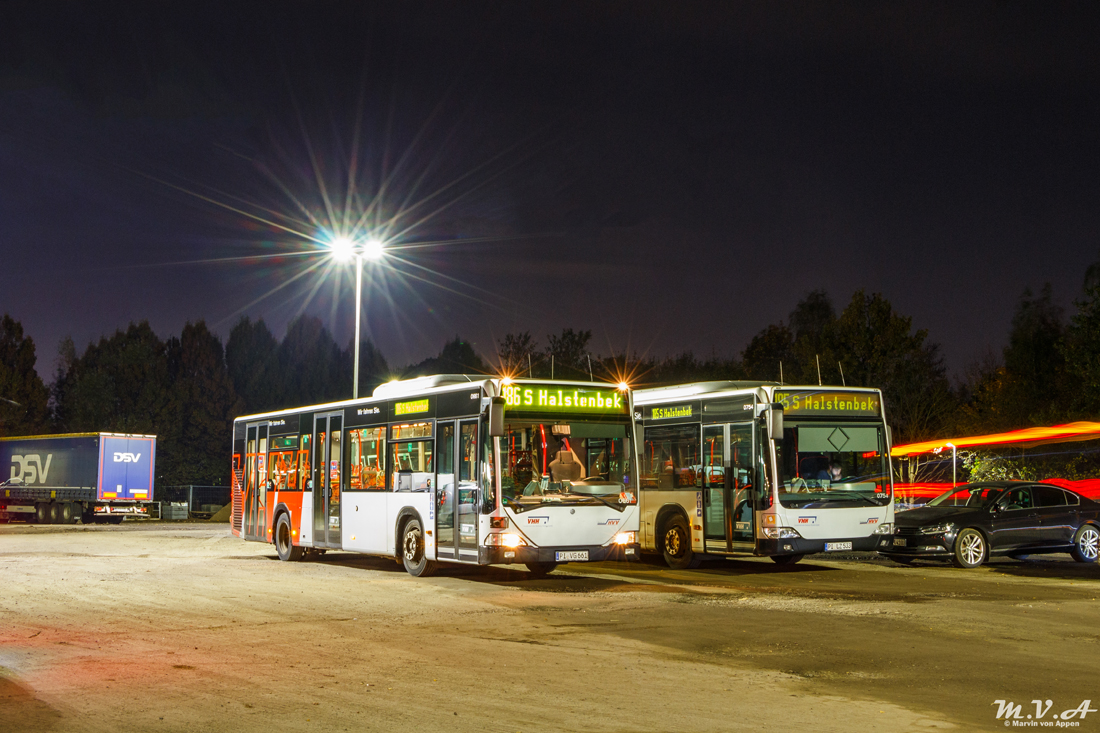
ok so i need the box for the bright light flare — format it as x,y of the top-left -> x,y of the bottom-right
617,381 -> 629,391
330,236 -> 355,262
362,238 -> 385,260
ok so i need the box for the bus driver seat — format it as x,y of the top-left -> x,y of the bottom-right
549,447 -> 586,482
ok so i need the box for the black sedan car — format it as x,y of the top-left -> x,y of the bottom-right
881,481 -> 1100,568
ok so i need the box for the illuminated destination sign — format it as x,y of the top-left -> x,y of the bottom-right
502,384 -> 627,414
776,390 -> 881,417
394,398 -> 430,416
648,404 -> 693,420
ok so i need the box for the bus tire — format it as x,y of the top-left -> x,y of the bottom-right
401,518 -> 437,577
275,514 -> 304,562
771,554 -> 803,565
525,562 -> 558,577
661,515 -> 701,570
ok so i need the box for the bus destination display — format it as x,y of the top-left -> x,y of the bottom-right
775,390 -> 880,417
502,383 -> 626,414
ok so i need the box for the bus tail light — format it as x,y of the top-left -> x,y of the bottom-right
613,531 -> 637,545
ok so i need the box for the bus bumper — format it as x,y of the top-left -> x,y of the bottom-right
487,542 -> 641,565
757,535 -> 893,556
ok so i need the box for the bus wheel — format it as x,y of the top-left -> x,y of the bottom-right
952,528 -> 986,568
525,562 -> 558,577
401,518 -> 437,577
662,516 -> 701,570
771,554 -> 803,565
275,514 -> 304,562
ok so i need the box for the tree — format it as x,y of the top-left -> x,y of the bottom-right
406,336 -> 488,377
0,314 -> 49,436
354,338 -> 391,398
546,328 -> 593,380
497,331 -> 538,376
741,324 -> 794,382
278,315 -> 350,407
225,317 -> 280,414
161,321 -> 241,485
1063,282 -> 1100,415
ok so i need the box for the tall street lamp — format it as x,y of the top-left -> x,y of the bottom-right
331,236 -> 385,399
945,441 -> 957,488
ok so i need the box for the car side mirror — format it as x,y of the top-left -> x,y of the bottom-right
989,503 -> 1000,514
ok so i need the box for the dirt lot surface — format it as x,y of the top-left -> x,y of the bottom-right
2,523 -> 1099,732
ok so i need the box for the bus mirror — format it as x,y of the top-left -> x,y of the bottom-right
765,404 -> 784,441
488,396 -> 506,437
885,425 -> 893,449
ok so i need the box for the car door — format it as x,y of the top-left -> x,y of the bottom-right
989,487 -> 1040,551
1032,485 -> 1076,545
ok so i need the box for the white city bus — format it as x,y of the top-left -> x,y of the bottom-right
231,375 -> 640,576
634,381 -> 894,567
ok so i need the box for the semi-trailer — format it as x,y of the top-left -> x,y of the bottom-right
0,433 -> 156,524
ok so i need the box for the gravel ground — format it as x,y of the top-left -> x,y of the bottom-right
2,522 -> 1098,732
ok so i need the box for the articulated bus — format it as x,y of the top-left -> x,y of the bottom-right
231,375 -> 640,576
633,381 -> 895,567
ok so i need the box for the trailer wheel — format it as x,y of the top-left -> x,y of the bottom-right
48,502 -> 63,524
275,514 -> 304,562
35,503 -> 49,524
60,502 -> 78,524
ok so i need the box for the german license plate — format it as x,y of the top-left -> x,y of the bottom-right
893,538 -> 907,547
555,550 -> 589,562
825,542 -> 852,551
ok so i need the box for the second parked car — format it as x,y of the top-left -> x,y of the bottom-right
881,481 -> 1100,568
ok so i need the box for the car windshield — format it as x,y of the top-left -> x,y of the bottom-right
774,422 -> 892,508
498,420 -> 633,512
927,485 -> 1005,508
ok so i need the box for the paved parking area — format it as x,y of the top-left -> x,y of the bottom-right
2,523 -> 1098,732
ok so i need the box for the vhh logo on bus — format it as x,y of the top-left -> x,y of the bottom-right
9,454 -> 53,484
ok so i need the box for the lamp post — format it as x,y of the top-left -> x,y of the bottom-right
331,236 -> 385,399
945,441 -> 957,488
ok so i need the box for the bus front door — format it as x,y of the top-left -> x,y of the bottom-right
244,423 -> 268,541
702,422 -> 756,553
312,413 -> 343,549
435,419 -> 479,563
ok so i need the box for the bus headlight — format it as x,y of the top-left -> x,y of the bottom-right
762,527 -> 802,539
485,532 -> 528,547
872,523 -> 893,535
613,531 -> 637,545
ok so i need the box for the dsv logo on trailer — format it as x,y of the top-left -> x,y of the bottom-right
113,453 -> 142,463
9,454 -> 53,484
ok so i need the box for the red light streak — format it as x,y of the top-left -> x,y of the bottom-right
891,421 -> 1100,457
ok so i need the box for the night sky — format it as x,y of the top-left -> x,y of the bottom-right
2,1 -> 1098,381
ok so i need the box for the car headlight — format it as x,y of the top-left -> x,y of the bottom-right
872,522 -> 892,535
762,527 -> 803,540
920,523 -> 954,535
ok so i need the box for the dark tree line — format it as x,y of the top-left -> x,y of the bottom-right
2,263 -> 1099,485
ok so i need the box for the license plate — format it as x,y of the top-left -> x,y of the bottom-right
893,538 -> 907,547
555,550 -> 589,562
825,542 -> 852,551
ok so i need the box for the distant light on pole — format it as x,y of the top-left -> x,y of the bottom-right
326,234 -> 386,400
945,442 -> 957,488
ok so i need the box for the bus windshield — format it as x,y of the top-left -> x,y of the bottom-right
775,422 -> 891,508
498,420 -> 634,512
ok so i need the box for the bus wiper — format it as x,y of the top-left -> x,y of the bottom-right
563,492 -> 625,512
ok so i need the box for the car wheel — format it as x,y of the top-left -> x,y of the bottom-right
401,518 -> 437,577
1071,524 -> 1100,564
525,562 -> 558,577
952,528 -> 986,568
771,554 -> 804,565
661,515 -> 701,569
275,513 -> 304,562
